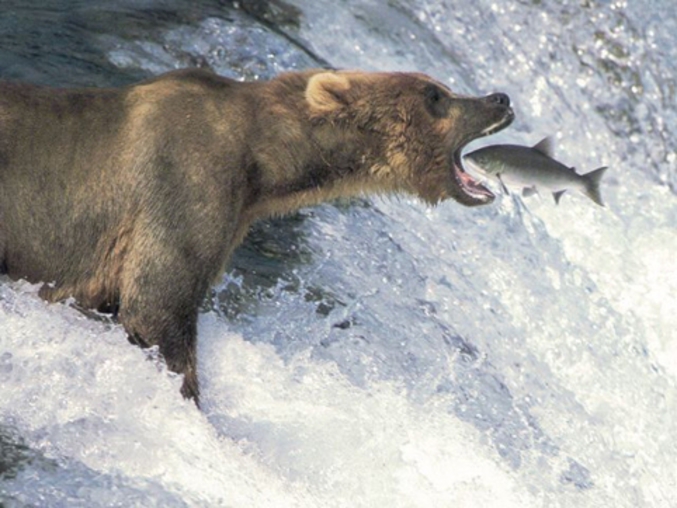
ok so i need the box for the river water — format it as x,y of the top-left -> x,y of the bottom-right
1,1 -> 676,507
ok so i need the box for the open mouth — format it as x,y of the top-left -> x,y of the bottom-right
450,109 -> 514,205
451,150 -> 496,204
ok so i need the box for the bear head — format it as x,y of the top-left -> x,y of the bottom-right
304,70 -> 514,206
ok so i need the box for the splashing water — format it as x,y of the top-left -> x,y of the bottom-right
1,1 -> 676,507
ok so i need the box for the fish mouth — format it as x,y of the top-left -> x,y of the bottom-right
450,107 -> 514,206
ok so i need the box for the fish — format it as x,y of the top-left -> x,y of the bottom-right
463,137 -> 607,206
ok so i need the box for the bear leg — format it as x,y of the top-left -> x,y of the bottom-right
118,252 -> 208,407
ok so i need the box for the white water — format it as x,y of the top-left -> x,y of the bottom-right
1,1 -> 676,507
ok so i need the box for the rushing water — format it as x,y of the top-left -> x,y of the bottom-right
1,1 -> 676,507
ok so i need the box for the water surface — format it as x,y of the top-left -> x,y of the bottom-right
1,1 -> 676,506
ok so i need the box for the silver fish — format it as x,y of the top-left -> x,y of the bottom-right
463,137 -> 607,206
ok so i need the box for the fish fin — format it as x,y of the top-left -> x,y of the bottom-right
532,137 -> 554,157
553,190 -> 566,204
582,166 -> 608,206
497,174 -> 510,194
522,186 -> 538,197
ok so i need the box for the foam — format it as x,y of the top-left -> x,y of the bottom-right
1,284 -> 530,507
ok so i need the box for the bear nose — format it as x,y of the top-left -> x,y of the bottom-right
486,93 -> 511,107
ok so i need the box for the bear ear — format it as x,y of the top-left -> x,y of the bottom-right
305,72 -> 352,114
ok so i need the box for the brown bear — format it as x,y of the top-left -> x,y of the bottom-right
0,68 -> 513,404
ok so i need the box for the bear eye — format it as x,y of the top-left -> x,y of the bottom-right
424,84 -> 451,118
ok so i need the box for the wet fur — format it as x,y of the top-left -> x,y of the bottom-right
0,68 -> 511,404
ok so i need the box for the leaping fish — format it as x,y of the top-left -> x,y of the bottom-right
463,137 -> 607,206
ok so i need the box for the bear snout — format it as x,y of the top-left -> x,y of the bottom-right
484,93 -> 511,108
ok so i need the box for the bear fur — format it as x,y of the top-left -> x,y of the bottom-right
0,68 -> 513,404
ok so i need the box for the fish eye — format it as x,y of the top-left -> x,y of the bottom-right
424,84 -> 451,118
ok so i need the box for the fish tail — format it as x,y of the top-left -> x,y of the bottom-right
582,166 -> 608,206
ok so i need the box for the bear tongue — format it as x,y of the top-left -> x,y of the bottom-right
456,170 -> 495,203
452,153 -> 495,204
